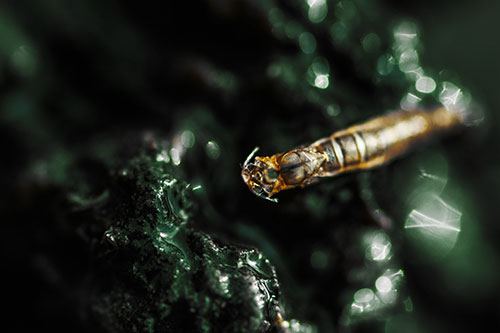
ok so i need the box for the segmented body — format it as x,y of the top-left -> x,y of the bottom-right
241,107 -> 463,200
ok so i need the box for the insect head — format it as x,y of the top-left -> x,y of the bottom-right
241,147 -> 281,202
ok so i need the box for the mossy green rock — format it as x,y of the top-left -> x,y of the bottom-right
58,137 -> 284,332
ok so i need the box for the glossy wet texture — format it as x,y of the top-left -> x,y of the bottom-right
2,1 -> 500,332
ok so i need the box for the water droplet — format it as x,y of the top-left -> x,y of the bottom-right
156,150 -> 170,163
157,224 -> 180,240
192,184 -> 202,191
104,229 -> 116,243
170,147 -> 181,165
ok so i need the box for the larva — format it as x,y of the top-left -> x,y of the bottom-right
241,107 -> 463,202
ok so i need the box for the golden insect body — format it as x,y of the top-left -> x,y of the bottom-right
241,107 -> 464,201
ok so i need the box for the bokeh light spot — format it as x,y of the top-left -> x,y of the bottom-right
376,54 -> 395,76
393,21 -> 419,48
314,74 -> 329,89
329,22 -> 347,45
405,193 -> 462,257
400,92 -> 422,110
181,130 -> 195,148
362,33 -> 381,53
366,231 -> 392,262
325,104 -> 340,117
415,76 -> 436,94
298,31 -> 317,54
398,49 -> 419,73
375,276 -> 392,293
354,288 -> 374,304
310,250 -> 328,269
310,56 -> 330,75
307,0 -> 328,24
206,140 -> 221,159
170,147 -> 181,165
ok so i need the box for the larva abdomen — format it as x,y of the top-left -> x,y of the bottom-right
315,107 -> 463,177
